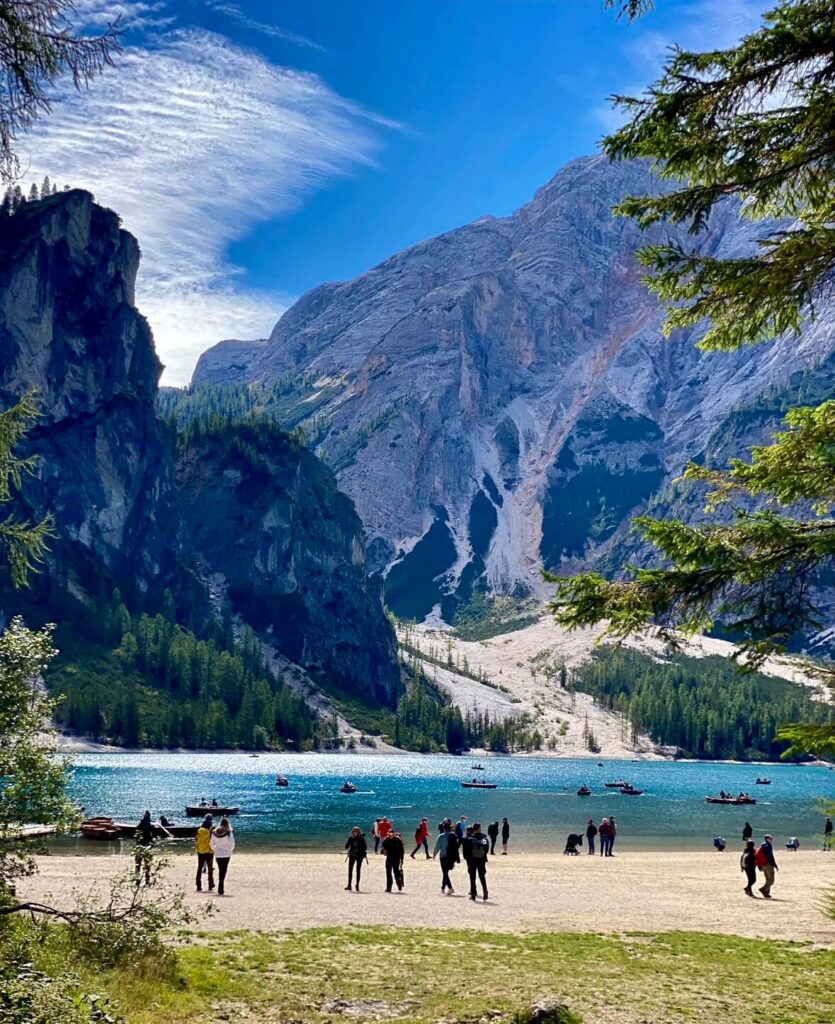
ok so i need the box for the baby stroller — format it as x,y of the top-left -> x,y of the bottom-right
564,833 -> 583,855
713,836 -> 726,852
785,837 -> 800,851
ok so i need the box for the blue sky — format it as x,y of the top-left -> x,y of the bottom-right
21,1 -> 769,382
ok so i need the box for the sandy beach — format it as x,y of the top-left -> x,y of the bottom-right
26,849 -> 834,944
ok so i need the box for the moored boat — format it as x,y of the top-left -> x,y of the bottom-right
80,819 -> 121,841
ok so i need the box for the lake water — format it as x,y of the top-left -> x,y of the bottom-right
58,752 -> 835,854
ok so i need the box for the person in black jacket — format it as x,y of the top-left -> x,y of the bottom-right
742,821 -> 753,843
585,818 -> 598,856
463,822 -> 489,901
134,810 -> 165,886
740,839 -> 757,896
487,821 -> 499,855
381,830 -> 406,892
501,817 -> 510,855
344,827 -> 368,892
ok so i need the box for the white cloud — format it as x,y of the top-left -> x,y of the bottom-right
71,0 -> 172,30
20,28 -> 387,384
204,1 -> 325,52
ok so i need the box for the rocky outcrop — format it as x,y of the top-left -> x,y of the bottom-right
0,190 -> 179,606
175,423 -> 399,704
0,191 -> 399,706
194,156 -> 835,620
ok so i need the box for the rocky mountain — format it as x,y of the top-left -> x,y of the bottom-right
194,155 -> 835,623
0,190 -> 399,709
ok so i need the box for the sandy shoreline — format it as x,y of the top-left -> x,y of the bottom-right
25,849 -> 835,944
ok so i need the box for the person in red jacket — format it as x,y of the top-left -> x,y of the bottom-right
377,816 -> 392,852
410,817 -> 431,859
598,817 -> 612,857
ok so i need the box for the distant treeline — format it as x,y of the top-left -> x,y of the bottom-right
571,648 -> 833,760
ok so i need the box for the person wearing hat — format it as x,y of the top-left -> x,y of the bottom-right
758,834 -> 778,897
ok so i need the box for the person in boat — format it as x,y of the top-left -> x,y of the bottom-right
608,816 -> 618,855
501,817 -> 510,855
463,822 -> 489,901
344,826 -> 367,892
742,821 -> 753,842
196,814 -> 215,892
410,817 -> 431,860
134,811 -> 156,886
586,818 -> 598,856
210,817 -> 235,896
381,828 -> 405,892
433,819 -> 459,895
199,797 -> 209,807
159,814 -> 174,829
211,798 -> 219,808
740,839 -> 757,896
487,821 -> 499,855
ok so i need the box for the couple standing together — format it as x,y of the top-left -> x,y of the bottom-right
196,814 -> 236,895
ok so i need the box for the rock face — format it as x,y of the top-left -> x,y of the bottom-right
0,191 -> 399,705
175,423 -> 399,705
194,156 -> 835,620
0,190 -> 179,605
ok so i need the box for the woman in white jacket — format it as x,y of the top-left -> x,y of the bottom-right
209,817 -> 236,895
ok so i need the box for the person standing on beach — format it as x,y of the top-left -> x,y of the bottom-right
372,818 -> 381,854
344,826 -> 368,891
210,817 -> 235,896
501,817 -> 510,855
740,839 -> 757,896
598,817 -> 611,857
433,820 -> 459,894
455,816 -> 467,840
464,822 -> 489,901
742,821 -> 753,843
824,816 -> 833,851
411,817 -> 431,859
608,816 -> 618,855
134,810 -> 159,885
757,834 -> 778,898
585,818 -> 597,856
381,828 -> 405,892
487,821 -> 499,855
196,814 -> 214,892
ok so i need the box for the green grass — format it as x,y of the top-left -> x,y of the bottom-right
96,927 -> 835,1024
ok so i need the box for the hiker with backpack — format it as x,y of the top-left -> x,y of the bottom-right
740,840 -> 757,896
433,819 -> 460,894
756,834 -> 778,897
463,821 -> 490,901
381,828 -> 406,892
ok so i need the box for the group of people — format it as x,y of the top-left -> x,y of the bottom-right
348,815 -> 511,900
133,810 -> 235,896
583,816 -> 618,856
739,831 -> 779,898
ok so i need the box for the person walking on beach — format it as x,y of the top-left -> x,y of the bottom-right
586,818 -> 597,856
196,814 -> 215,892
501,817 -> 510,855
740,839 -> 757,896
210,817 -> 235,896
757,834 -> 778,898
464,822 -> 489,901
433,820 -> 459,894
487,821 -> 499,855
608,816 -> 618,855
381,828 -> 405,892
455,816 -> 467,840
411,817 -> 431,859
344,826 -> 368,891
824,816 -> 833,851
598,817 -> 611,857
742,821 -> 753,843
377,816 -> 392,852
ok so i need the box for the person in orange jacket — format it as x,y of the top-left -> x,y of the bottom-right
410,817 -> 431,859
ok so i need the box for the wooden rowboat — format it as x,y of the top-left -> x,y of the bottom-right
185,805 -> 240,817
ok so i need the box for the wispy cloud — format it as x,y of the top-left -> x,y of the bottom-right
592,0 -> 771,132
20,27 -> 387,384
71,0 -> 172,31
203,0 -> 325,52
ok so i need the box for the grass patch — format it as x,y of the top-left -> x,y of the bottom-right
451,593 -> 541,641
97,927 -> 834,1024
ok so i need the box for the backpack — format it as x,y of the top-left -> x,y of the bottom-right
470,835 -> 488,860
754,845 -> 768,868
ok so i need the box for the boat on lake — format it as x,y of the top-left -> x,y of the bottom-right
471,764 -> 485,770
461,781 -> 498,789
276,776 -> 289,787
605,780 -> 629,788
755,778 -> 771,785
339,782 -> 357,794
620,785 -> 643,795
705,795 -> 757,805
185,804 -> 240,817
577,785 -> 591,796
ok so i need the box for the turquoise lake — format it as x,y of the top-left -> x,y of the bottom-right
59,752 -> 835,854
